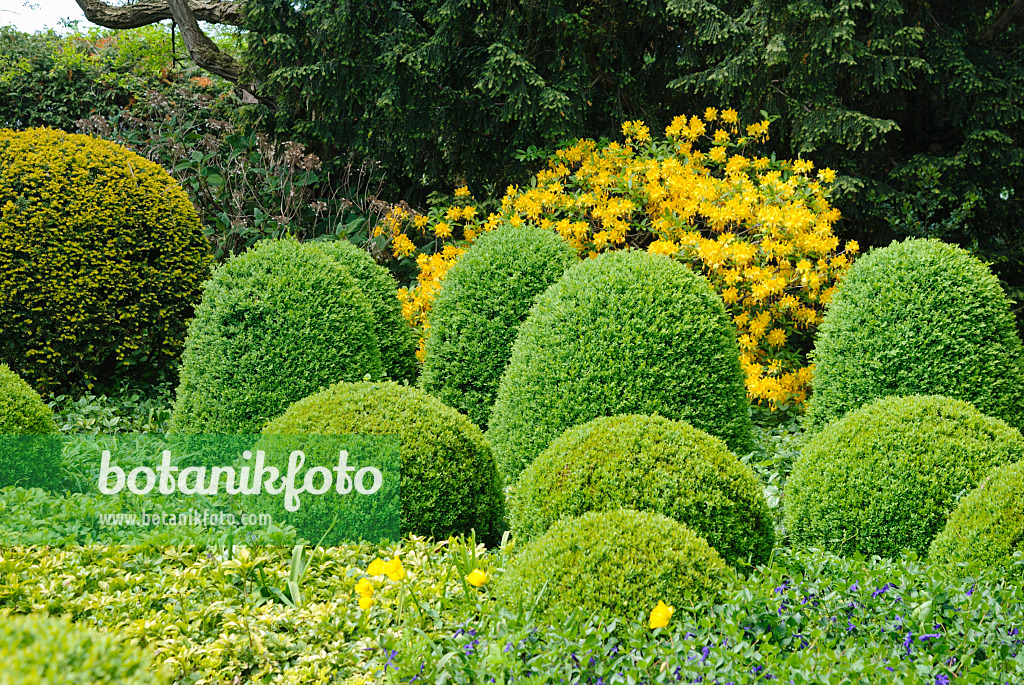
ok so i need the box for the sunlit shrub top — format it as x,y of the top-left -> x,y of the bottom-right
384,111 -> 857,407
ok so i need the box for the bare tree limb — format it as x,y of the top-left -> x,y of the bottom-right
165,0 -> 241,82
982,0 -> 1024,41
73,0 -> 243,29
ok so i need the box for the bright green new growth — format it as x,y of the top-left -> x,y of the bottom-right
786,395 -> 1024,559
311,239 -> 419,384
508,414 -> 774,567
930,461 -> 1024,578
807,238 -> 1024,432
170,239 -> 382,434
263,381 -> 505,544
0,363 -> 59,491
498,509 -> 729,623
420,225 -> 578,427
0,613 -> 162,685
488,249 -> 753,482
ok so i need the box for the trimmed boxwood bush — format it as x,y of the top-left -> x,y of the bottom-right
488,249 -> 753,482
0,363 -> 59,491
0,613 -> 162,684
807,238 -> 1024,432
262,381 -> 505,544
420,225 -> 578,427
497,509 -> 729,623
508,414 -> 774,567
930,461 -> 1024,577
170,239 -> 382,434
0,128 -> 212,394
311,239 -> 418,384
785,395 -> 1024,558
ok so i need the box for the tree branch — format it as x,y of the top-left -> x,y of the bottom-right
73,0 -> 243,29
165,0 -> 240,82
982,0 -> 1024,41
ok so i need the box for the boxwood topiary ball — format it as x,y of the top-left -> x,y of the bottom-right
488,249 -> 753,482
0,128 -> 212,394
806,238 -> 1024,432
930,461 -> 1024,577
311,239 -> 419,384
508,414 -> 774,567
262,381 -> 505,544
170,239 -> 383,434
420,224 -> 578,427
497,509 -> 729,623
0,363 -> 59,491
785,395 -> 1024,559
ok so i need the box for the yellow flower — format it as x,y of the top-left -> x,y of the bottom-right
703,107 -> 718,122
466,569 -> 489,587
382,556 -> 405,581
454,185 -> 471,197
355,577 -> 374,597
649,600 -> 674,629
367,558 -> 386,577
358,595 -> 374,610
434,221 -> 452,239
818,167 -> 837,183
721,108 -> 738,125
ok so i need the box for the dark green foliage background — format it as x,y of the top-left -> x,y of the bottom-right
488,250 -> 754,482
508,414 -> 774,567
786,395 -> 1024,559
807,238 -> 1024,432
420,225 -> 578,427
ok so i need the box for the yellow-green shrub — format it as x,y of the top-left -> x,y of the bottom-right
0,128 -> 212,393
0,363 -> 59,491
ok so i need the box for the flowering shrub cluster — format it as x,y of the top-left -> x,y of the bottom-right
382,111 -> 859,407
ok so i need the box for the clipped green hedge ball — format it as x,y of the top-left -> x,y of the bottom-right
497,509 -> 729,623
930,461 -> 1024,577
420,225 -> 578,427
0,128 -> 212,394
786,395 -> 1024,558
807,238 -> 1024,432
488,249 -> 753,482
0,363 -> 59,491
262,381 -> 505,544
311,239 -> 418,384
170,239 -> 382,434
508,414 -> 774,567
0,613 -> 162,685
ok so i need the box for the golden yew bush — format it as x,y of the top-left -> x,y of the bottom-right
383,110 -> 858,407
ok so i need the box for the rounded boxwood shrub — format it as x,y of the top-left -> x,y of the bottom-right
262,381 -> 505,544
0,363 -> 59,491
929,461 -> 1024,577
488,249 -> 753,482
0,128 -> 211,394
170,239 -> 382,434
806,238 -> 1024,432
311,239 -> 418,384
420,225 -> 578,427
0,613 -> 161,684
497,509 -> 729,623
785,395 -> 1024,558
509,414 -> 773,566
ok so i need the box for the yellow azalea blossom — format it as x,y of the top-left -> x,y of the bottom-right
382,556 -> 405,581
354,578 -> 374,597
466,569 -> 489,587
434,221 -> 452,239
649,600 -> 674,629
367,558 -> 386,577
358,595 -> 374,610
454,185 -> 471,197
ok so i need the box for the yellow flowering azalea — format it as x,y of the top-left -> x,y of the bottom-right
466,569 -> 489,587
649,600 -> 674,629
367,558 -> 386,577
382,556 -> 405,581
358,595 -> 374,610
354,578 -> 374,597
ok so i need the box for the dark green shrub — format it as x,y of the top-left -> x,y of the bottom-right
0,613 -> 161,684
311,239 -> 418,384
785,395 -> 1024,558
497,509 -> 729,623
262,381 -> 505,544
420,225 -> 578,427
0,364 -> 59,491
169,239 -> 382,434
488,249 -> 753,482
0,128 -> 212,394
930,461 -> 1024,577
508,414 -> 773,566
807,238 -> 1024,432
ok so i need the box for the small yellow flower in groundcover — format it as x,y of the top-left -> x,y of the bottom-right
355,577 -> 374,597
466,568 -> 489,587
649,600 -> 674,629
367,558 -> 386,577
359,595 -> 374,610
382,556 -> 405,581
